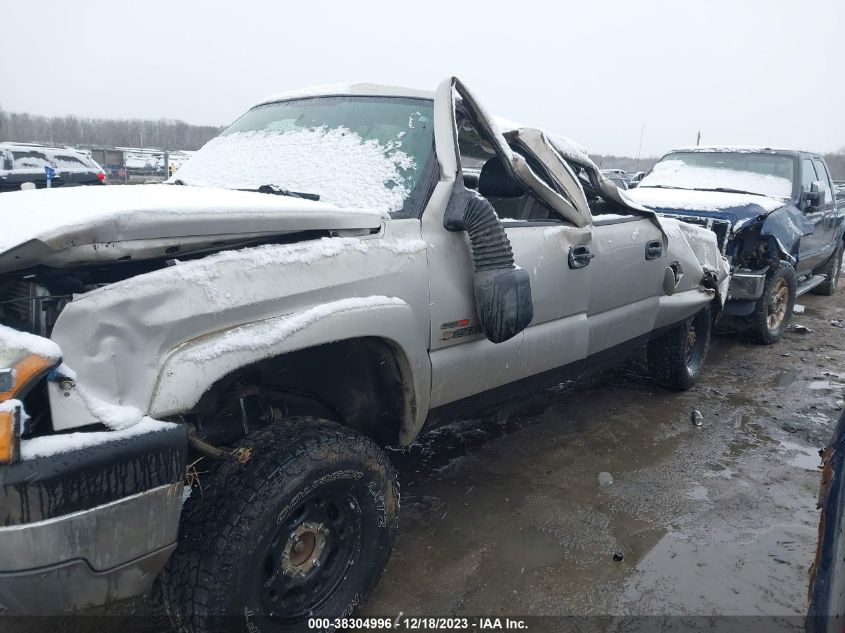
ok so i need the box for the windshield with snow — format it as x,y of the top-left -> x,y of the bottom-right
639,152 -> 795,200
171,96 -> 435,215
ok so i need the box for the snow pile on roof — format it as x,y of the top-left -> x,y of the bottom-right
639,159 -> 792,199
20,417 -> 176,460
547,134 -> 593,167
624,186 -> 785,213
184,296 -> 405,363
673,145 -> 802,154
493,115 -> 530,134
173,126 -> 418,213
0,325 -> 62,361
256,83 -> 433,107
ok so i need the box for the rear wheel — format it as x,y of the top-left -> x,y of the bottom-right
647,304 -> 712,391
162,418 -> 399,633
747,262 -> 796,344
811,240 -> 843,296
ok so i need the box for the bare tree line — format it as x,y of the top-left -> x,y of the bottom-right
1,105 -> 843,179
0,106 -> 222,151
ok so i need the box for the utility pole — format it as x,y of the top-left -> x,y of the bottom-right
635,123 -> 645,172
696,131 -> 701,146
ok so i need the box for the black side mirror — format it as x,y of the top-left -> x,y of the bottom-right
802,181 -> 826,211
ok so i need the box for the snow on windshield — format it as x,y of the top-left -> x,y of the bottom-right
174,127 -> 416,213
639,156 -> 793,200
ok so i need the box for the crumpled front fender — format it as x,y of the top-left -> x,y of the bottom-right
47,223 -> 431,435
660,217 -> 730,304
150,298 -> 430,445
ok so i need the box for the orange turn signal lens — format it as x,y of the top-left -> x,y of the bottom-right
0,354 -> 56,403
0,405 -> 20,464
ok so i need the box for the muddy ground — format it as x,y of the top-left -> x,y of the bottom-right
363,289 -> 845,630
12,287 -> 844,632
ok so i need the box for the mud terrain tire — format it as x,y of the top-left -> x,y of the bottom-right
747,262 -> 796,344
811,240 -> 843,296
161,418 -> 399,633
647,304 -> 712,391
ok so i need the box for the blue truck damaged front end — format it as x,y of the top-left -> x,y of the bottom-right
630,198 -> 815,315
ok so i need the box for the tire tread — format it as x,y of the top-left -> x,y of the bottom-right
160,418 -> 398,633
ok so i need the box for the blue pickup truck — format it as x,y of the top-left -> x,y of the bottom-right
626,147 -> 844,343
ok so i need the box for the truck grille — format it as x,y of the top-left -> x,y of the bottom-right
1,281 -> 48,334
657,214 -> 732,254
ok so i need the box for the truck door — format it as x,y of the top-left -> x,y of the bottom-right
422,79 -> 591,412
798,157 -> 828,273
587,215 -> 665,356
812,158 -> 838,263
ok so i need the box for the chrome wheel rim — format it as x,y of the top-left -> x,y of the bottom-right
767,278 -> 789,330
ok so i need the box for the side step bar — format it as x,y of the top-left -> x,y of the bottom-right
797,274 -> 827,297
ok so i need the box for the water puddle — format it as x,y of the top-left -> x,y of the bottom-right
808,380 -> 845,391
495,528 -> 566,569
770,369 -> 800,388
619,525 -> 815,616
684,484 -> 710,501
703,463 -> 734,479
778,439 -> 820,471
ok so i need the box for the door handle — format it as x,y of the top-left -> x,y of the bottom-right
568,245 -> 594,269
645,240 -> 663,260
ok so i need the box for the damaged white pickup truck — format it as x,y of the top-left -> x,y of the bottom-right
0,78 -> 728,630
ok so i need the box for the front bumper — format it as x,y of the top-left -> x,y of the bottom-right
0,423 -> 187,612
728,268 -> 769,301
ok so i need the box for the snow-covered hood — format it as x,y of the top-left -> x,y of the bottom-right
624,186 -> 787,226
0,184 -> 384,273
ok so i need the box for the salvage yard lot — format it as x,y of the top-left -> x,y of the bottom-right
28,274 -> 844,632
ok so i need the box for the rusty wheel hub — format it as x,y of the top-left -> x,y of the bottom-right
767,278 -> 789,330
281,521 -> 328,576
684,320 -> 698,364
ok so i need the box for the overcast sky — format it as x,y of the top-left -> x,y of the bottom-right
2,0 -> 842,156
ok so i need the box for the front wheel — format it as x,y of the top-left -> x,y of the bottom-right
747,262 -> 796,344
162,418 -> 399,633
647,304 -> 712,391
